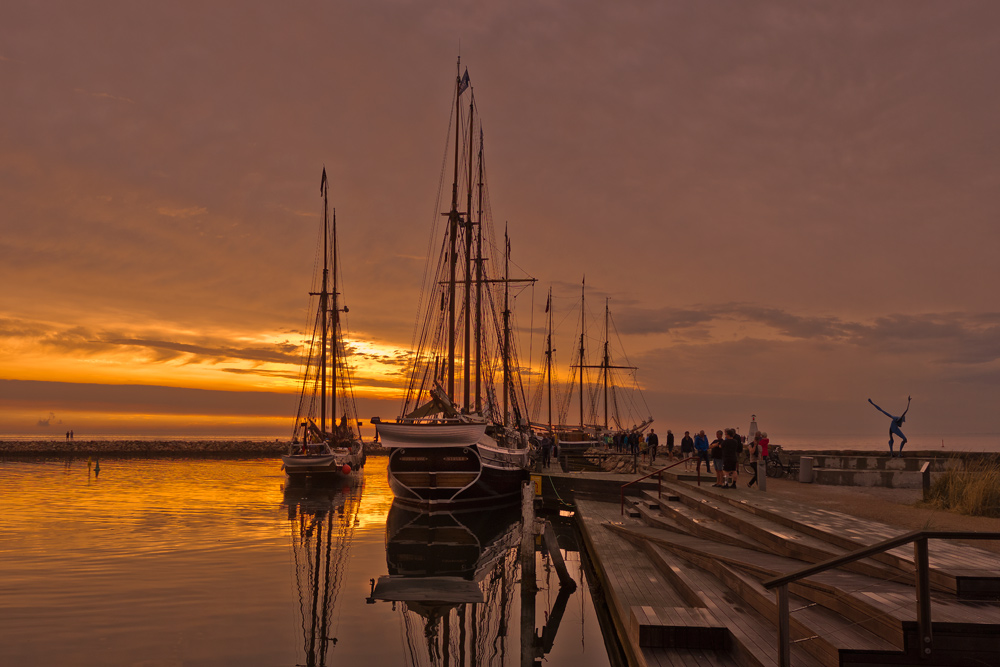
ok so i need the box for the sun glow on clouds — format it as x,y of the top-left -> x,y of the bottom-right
2,312 -> 409,419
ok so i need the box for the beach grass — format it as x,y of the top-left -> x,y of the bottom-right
922,457 -> 1000,518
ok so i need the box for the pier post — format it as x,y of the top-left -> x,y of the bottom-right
915,536 -> 933,657
799,456 -> 814,483
777,584 -> 790,667
542,522 -> 577,591
521,482 -> 538,666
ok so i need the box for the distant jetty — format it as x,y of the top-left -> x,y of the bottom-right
0,439 -> 288,457
0,439 -> 391,458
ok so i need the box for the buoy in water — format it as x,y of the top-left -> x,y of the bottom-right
342,464 -> 351,475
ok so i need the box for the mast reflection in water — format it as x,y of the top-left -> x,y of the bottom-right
369,499 -> 595,666
283,477 -> 364,667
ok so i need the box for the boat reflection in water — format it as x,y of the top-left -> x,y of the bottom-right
282,477 -> 364,667
369,498 -> 580,666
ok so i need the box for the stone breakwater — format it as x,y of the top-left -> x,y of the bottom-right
0,440 -> 289,457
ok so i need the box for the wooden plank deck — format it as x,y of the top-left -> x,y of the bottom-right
564,467 -> 1000,666
650,484 -> 906,583
577,499 -> 743,666
683,480 -> 1000,597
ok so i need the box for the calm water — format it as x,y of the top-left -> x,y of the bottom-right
0,457 -> 614,666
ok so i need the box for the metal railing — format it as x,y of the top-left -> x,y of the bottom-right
620,456 -> 701,515
762,530 -> 1000,666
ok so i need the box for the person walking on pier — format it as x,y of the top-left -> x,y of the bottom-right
694,430 -> 709,475
646,429 -> 659,463
710,430 -> 725,487
747,432 -> 762,488
680,431 -> 694,469
665,429 -> 674,460
721,428 -> 740,488
868,396 -> 910,456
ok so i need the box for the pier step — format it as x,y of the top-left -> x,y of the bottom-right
629,605 -> 728,649
645,542 -> 825,667
634,492 -> 764,551
578,496 -> 1000,667
688,481 -> 1000,598
607,518 -> 1000,647
655,482 -> 905,583
628,499 -> 692,536
683,546 -> 900,665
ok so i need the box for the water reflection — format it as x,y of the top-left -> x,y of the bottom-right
369,500 -> 582,666
282,477 -> 365,667
0,459 -> 611,666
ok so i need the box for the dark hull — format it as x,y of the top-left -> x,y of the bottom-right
384,502 -> 522,577
387,446 -> 528,512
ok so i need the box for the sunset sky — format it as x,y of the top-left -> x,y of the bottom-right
3,1 -> 999,442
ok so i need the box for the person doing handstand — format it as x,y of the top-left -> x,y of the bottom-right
868,396 -> 911,456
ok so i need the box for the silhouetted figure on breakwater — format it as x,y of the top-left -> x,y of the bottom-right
868,396 -> 910,456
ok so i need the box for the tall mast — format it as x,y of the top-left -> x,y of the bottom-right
331,207 -> 338,428
575,299 -> 637,431
320,169 -> 329,435
463,88 -> 474,413
578,278 -> 586,431
503,227 -> 511,426
474,130 -> 484,414
546,288 -> 553,435
447,58 -> 462,400
603,298 -> 610,430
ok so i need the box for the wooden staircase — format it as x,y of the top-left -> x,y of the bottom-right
577,479 -> 1000,666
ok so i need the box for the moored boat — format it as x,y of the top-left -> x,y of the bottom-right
282,168 -> 366,481
372,62 -> 534,511
533,281 -> 653,452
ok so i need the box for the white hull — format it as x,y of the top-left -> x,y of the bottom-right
478,437 -> 531,470
376,421 -> 487,449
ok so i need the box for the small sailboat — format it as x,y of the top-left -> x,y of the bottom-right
372,62 -> 535,510
282,168 -> 366,480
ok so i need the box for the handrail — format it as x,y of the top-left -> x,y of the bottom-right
620,456 -> 700,515
761,530 -> 1000,666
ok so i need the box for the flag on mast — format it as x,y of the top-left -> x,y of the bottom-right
458,68 -> 470,95
320,167 -> 327,195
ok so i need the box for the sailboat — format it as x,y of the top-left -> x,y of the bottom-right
534,281 -> 653,451
371,62 -> 534,511
282,168 -> 367,480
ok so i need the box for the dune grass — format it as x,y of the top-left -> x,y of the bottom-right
923,457 -> 1000,518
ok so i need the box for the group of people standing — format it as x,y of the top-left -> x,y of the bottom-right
605,429 -> 649,455
673,426 -> 770,489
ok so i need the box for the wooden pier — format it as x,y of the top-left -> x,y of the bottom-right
538,466 -> 1000,666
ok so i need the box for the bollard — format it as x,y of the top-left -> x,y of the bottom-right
799,456 -> 814,483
